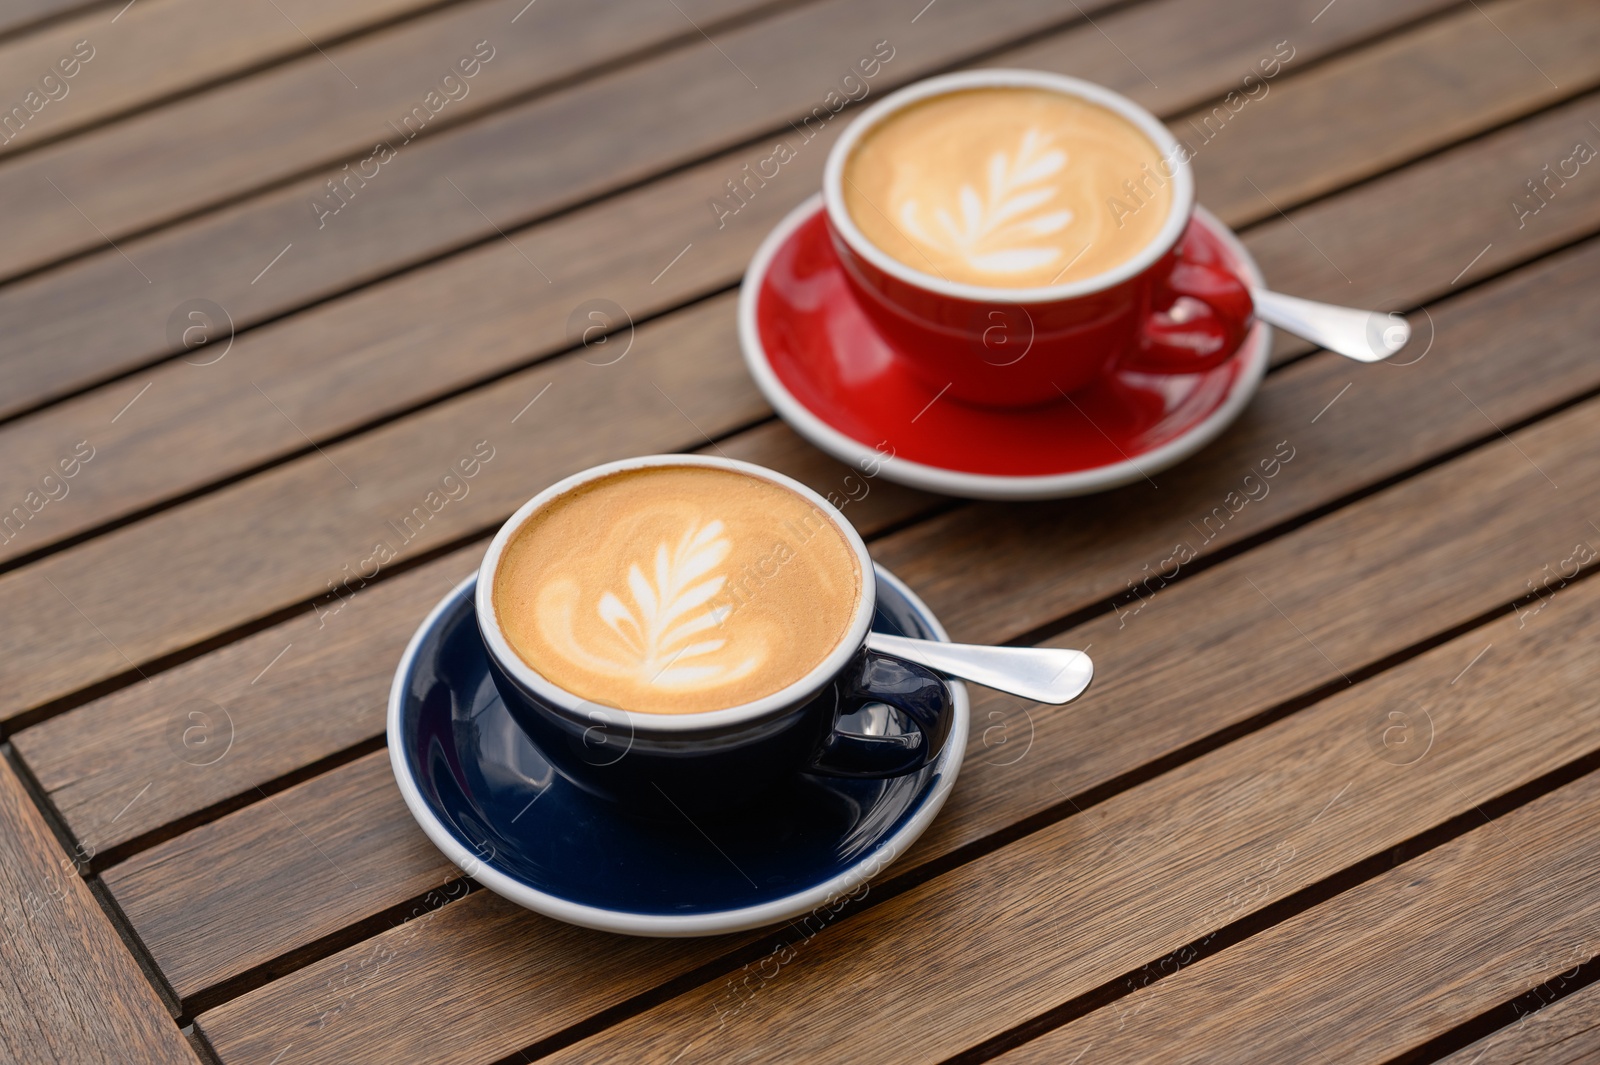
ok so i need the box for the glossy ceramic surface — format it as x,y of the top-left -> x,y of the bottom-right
471,454 -> 952,812
388,565 -> 969,936
740,195 -> 1271,500
821,69 -> 1253,406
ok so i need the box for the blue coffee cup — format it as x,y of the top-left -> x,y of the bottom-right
475,455 -> 955,814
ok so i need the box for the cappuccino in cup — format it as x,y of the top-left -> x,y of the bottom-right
477,456 -> 953,810
492,464 -> 862,715
840,86 -> 1174,289
818,71 -> 1232,406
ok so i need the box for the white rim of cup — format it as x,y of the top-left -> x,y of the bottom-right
822,68 -> 1196,305
474,454 -> 878,733
390,565 -> 969,936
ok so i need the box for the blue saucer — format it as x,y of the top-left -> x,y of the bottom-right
387,565 -> 969,936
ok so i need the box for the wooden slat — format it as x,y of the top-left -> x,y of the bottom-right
104,750 -> 463,1002
10,107 -> 1600,725
1437,981 -> 1600,1065
0,0 -> 778,281
14,178 -> 1600,835
0,0 -> 1470,571
717,421 -> 937,536
14,544 -> 481,858
204,887 -> 751,1065
0,146 -> 808,568
871,89 -> 1600,646
896,383 -> 1600,865
0,0 -> 1082,416
991,0 -> 1435,117
100,339 -> 1600,1006
5,6 -> 1586,1053
0,0 -> 1487,421
1241,100 -> 1600,363
0,0 -> 445,155
0,0 -> 1583,569
9,423 -> 931,858
3,4 -> 1587,1055
0,0 -> 1458,290
0,0 -> 93,41
195,476 -> 1600,1064
0,292 -> 771,722
0,755 -> 196,1063
994,772 -> 1600,1065
1188,0 -> 1600,227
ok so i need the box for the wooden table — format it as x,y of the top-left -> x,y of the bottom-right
3,0 -> 1599,1061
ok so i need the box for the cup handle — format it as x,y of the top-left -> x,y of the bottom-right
1121,251 -> 1255,376
809,649 -> 954,779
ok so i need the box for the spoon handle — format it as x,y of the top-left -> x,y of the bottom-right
1250,288 -> 1410,363
865,632 -> 1093,705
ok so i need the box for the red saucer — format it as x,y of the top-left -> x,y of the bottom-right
738,195 -> 1270,499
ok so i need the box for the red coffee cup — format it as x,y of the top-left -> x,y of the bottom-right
822,69 -> 1255,408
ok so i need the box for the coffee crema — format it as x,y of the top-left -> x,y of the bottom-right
493,466 -> 861,715
841,87 -> 1174,288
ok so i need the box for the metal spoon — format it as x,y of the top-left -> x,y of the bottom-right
866,632 -> 1093,705
1251,288 -> 1411,363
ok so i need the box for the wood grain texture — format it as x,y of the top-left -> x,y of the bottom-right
995,772 -> 1600,1065
1244,93 -> 1600,365
0,133 -> 832,567
199,489 -> 1600,1065
9,422 -> 932,858
0,3 -> 1591,1057
0,755 -> 196,1064
995,0 -> 1447,117
714,420 -> 937,537
1187,0 -> 1600,227
890,383 -> 1600,868
0,0 -> 1081,418
0,292 -> 770,723
13,544 -> 483,856
1437,980 -> 1600,1065
0,0 -> 1576,568
106,336 -> 1600,1010
0,0 -> 1478,424
870,214 -> 1600,647
8,167 -> 1599,883
0,0 -> 776,281
7,177 -> 1600,768
201,886 -> 756,1065
0,0 -> 1456,288
0,0 -> 97,41
0,0 -> 445,156
103,750 -> 462,1002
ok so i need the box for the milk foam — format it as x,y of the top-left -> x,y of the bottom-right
842,87 -> 1175,288
493,467 -> 861,714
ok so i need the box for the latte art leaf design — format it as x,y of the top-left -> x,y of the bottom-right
898,128 -> 1075,276
574,520 -> 762,689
